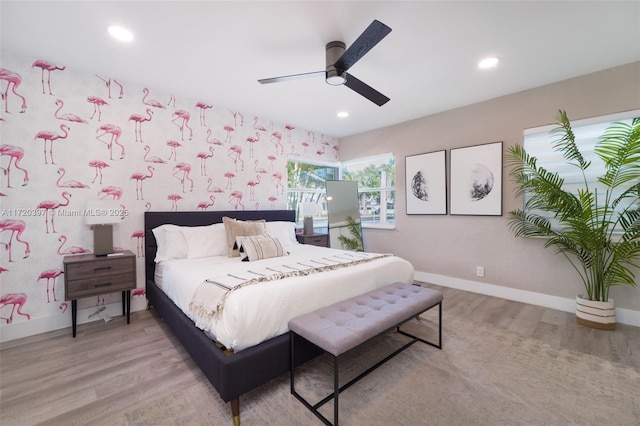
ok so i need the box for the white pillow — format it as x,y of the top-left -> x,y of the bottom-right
264,221 -> 298,248
181,223 -> 228,258
152,224 -> 188,262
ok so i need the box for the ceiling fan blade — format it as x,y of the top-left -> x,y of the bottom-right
334,20 -> 392,72
344,73 -> 390,106
258,70 -> 324,84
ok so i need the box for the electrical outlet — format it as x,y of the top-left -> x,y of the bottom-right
476,266 -> 485,277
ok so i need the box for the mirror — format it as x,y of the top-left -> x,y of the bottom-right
326,180 -> 363,250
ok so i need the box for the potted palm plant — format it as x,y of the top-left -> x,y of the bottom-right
506,110 -> 640,329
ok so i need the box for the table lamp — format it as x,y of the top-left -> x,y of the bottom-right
85,200 -> 122,256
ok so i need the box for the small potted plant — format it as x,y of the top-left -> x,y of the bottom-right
506,110 -> 640,329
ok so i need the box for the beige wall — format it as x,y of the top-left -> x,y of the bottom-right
339,61 -> 640,312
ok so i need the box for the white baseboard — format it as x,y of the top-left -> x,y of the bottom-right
414,271 -> 640,328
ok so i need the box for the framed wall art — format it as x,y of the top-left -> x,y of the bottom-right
405,150 -> 447,215
450,141 -> 503,216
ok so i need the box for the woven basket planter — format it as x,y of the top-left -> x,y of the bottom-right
575,295 -> 616,330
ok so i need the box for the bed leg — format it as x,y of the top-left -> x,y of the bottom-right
231,398 -> 240,426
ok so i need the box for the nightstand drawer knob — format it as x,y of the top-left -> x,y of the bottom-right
94,266 -> 112,272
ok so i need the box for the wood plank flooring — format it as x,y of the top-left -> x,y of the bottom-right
1,284 -> 638,425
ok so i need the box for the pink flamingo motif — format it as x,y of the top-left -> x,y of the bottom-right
98,185 -> 123,200
253,116 -> 267,132
130,230 -> 145,257
231,111 -> 244,127
195,102 -> 212,126
0,68 -> 27,113
172,162 -> 194,193
132,288 -> 146,298
228,145 -> 244,172
167,194 -> 182,211
0,219 -> 30,261
145,202 -> 152,212
36,191 -> 71,233
56,167 -> 89,189
223,125 -> 235,144
207,178 -> 225,194
130,166 -> 154,200
271,132 -> 283,155
96,124 -> 125,160
96,75 -> 124,99
245,132 -> 260,158
316,144 -> 326,156
57,235 -> 90,255
88,160 -> 109,184
59,302 -> 68,313
0,144 -> 29,187
167,94 -> 176,107
129,108 -> 153,142
87,96 -> 108,120
254,160 -> 268,174
32,60 -> 65,95
301,141 -> 310,155
142,88 -> 166,109
268,196 -> 278,208
143,145 -> 166,164
34,124 -> 70,164
272,172 -> 284,195
224,172 -> 235,190
197,195 -> 216,211
285,124 -> 295,144
206,129 -> 224,146
196,146 -> 215,176
332,144 -> 339,159
246,175 -> 261,201
267,155 -> 277,171
229,191 -> 245,210
37,269 -> 63,303
166,140 -> 182,161
0,293 -> 31,324
172,110 -> 193,141
54,99 -> 88,123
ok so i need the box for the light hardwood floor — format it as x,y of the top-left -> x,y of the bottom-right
1,285 -> 639,425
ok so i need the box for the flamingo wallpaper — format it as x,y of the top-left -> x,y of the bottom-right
0,51 -> 338,341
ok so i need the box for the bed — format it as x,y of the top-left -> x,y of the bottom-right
144,210 -> 414,425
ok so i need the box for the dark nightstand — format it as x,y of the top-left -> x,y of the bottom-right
296,232 -> 329,247
63,250 -> 136,337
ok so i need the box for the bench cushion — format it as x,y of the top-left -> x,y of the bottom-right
288,282 -> 442,356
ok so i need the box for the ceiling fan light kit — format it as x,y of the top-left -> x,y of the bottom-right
259,20 -> 392,106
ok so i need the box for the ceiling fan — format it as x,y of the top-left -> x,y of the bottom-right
258,20 -> 392,106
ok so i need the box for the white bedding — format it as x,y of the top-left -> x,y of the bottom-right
155,244 -> 414,351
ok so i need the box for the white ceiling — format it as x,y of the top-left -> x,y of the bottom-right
2,1 -> 639,138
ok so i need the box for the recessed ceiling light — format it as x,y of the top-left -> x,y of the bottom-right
108,25 -> 134,42
337,111 -> 349,118
478,56 -> 500,69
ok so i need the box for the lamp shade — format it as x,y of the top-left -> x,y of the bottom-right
85,200 -> 123,225
300,202 -> 317,217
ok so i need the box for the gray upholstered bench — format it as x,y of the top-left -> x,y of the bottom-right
289,282 -> 443,426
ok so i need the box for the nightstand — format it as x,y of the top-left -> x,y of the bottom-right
296,232 -> 329,247
63,250 -> 136,337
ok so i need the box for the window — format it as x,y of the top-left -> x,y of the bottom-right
523,110 -> 639,233
286,153 -> 396,229
341,153 -> 395,227
287,160 -> 338,227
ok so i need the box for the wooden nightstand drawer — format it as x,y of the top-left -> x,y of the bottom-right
296,233 -> 329,247
65,257 -> 134,280
66,272 -> 135,299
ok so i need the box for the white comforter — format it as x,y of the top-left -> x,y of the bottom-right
156,244 -> 414,351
